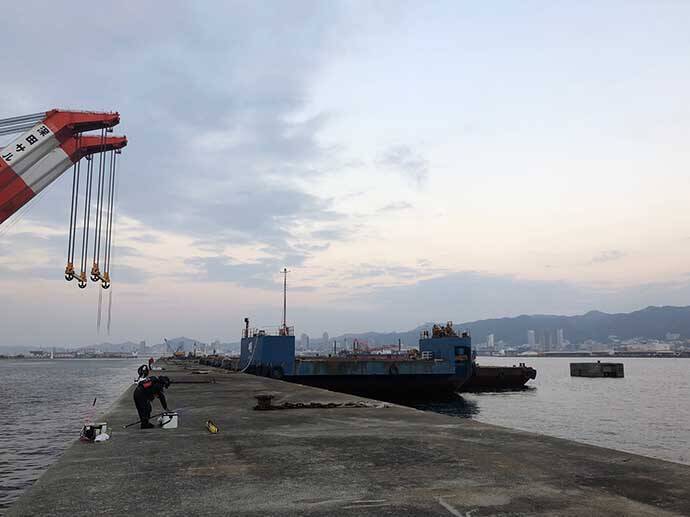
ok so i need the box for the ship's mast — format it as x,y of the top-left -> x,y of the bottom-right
281,267 -> 289,334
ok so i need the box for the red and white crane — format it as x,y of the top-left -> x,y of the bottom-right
0,109 -> 127,288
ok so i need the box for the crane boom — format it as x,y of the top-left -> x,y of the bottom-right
0,136 -> 127,223
0,108 -> 128,291
0,109 -> 121,225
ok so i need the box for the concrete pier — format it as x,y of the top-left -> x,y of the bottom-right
8,363 -> 690,516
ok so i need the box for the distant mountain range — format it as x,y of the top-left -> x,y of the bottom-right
327,305 -> 690,347
84,336 -> 236,354
77,340 -> 143,353
4,305 -> 688,353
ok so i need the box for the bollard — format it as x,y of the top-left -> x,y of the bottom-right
255,394 -> 275,410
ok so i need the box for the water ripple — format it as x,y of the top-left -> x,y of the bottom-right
0,359 -> 137,513
414,357 -> 690,466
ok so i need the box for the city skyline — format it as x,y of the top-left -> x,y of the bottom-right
6,303 -> 690,357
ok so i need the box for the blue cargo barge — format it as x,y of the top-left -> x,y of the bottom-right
239,320 -> 473,399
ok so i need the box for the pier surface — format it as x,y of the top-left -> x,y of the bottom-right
9,363 -> 690,516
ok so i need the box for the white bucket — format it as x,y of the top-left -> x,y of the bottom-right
158,412 -> 178,429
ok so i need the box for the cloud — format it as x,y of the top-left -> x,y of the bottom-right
363,272 -> 590,315
377,145 -> 429,185
591,250 -> 627,263
186,247 -> 308,288
186,256 -> 277,289
347,264 -> 416,280
311,228 -> 349,240
187,250 -> 327,292
378,201 -> 413,213
0,219 -> 153,286
332,271 -> 690,331
175,185 -> 344,263
111,245 -> 142,259
109,264 -> 147,284
345,262 -> 446,282
0,1 -> 354,262
0,2 -> 368,324
301,243 -> 331,253
0,260 -> 147,285
128,234 -> 160,245
3,3 -> 689,346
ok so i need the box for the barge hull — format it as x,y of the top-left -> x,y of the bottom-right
462,365 -> 537,391
286,373 -> 461,400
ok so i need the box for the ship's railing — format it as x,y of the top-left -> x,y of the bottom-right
421,323 -> 471,339
296,349 -> 449,362
245,326 -> 295,337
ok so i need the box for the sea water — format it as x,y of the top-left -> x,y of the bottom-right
415,357 -> 690,466
0,359 -> 138,512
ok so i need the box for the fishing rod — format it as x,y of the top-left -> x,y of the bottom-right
123,412 -> 167,429
122,407 -> 187,429
171,378 -> 216,384
84,397 -> 97,422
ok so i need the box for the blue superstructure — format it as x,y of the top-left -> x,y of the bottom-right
240,332 -> 295,375
419,327 -> 473,381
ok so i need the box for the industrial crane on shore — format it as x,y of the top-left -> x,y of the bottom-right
0,109 -> 127,289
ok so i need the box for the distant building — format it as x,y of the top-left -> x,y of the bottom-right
666,332 -> 681,341
487,334 -> 495,349
556,329 -> 564,348
539,331 -> 552,351
322,332 -> 329,345
138,340 -> 147,354
299,333 -> 310,349
527,330 -> 536,348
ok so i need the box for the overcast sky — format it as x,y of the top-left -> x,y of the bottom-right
1,1 -> 689,346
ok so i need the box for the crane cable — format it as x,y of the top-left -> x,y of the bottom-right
78,154 -> 95,288
91,129 -> 107,281
106,149 -> 121,332
97,286 -> 103,333
97,150 -> 118,329
106,288 -> 113,335
102,150 -> 117,286
70,137 -> 83,267
65,134 -> 82,280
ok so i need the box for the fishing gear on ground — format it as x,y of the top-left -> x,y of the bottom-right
80,397 -> 110,442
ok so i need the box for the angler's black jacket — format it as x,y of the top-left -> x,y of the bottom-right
135,376 -> 168,410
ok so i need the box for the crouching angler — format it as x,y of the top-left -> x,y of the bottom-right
133,375 -> 171,429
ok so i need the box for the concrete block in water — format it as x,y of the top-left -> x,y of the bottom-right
570,361 -> 624,378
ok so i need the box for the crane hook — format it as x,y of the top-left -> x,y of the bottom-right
64,262 -> 75,281
90,262 -> 100,282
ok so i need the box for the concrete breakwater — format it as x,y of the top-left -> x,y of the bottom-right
8,363 -> 690,516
